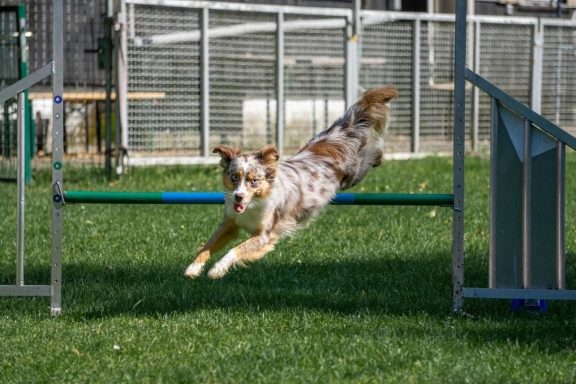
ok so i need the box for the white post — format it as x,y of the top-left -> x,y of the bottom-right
531,21 -> 543,114
200,7 -> 210,157
276,12 -> 284,157
118,0 -> 129,155
345,0 -> 360,108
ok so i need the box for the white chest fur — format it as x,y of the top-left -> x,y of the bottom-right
226,197 -> 270,235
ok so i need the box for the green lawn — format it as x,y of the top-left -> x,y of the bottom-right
1,156 -> 576,383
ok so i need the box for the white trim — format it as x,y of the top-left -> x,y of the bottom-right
134,18 -> 346,46
126,0 -> 352,17
127,152 -> 450,166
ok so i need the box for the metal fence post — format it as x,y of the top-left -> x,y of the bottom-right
531,20 -> 543,114
471,20 -> 480,152
412,18 -> 421,154
201,7 -> 210,157
345,0 -> 360,108
16,5 -> 32,184
276,12 -> 284,157
116,0 -> 129,170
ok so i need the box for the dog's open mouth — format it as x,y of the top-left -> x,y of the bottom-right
234,203 -> 247,213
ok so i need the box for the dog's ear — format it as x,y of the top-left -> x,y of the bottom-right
213,145 -> 239,169
255,144 -> 279,167
255,145 -> 279,180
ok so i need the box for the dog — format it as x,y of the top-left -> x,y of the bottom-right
185,86 -> 398,279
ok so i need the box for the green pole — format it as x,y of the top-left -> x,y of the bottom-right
64,191 -> 164,204
333,193 -> 454,206
17,5 -> 31,184
63,190 -> 454,207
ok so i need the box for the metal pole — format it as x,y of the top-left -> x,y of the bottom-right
51,0 -> 65,316
488,97 -> 497,289
104,4 -> 113,177
113,0 -> 126,174
118,0 -> 129,158
345,0 -> 360,108
452,0 -> 467,313
412,18 -> 421,154
471,21 -> 480,152
557,142 -> 565,289
201,7 -> 210,157
63,190 -> 455,206
531,20 -> 543,114
17,5 -> 31,184
16,92 -> 25,287
522,119 -> 532,289
276,12 -> 284,157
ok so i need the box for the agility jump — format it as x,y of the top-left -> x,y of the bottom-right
1,0 -> 576,315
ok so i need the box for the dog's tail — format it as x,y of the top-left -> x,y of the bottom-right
348,86 -> 398,134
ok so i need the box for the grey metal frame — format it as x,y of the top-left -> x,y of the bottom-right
454,0 -> 576,308
451,0 -> 467,313
51,0 -> 64,316
275,11 -> 284,158
0,0 -> 64,315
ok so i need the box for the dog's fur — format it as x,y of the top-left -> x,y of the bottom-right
185,86 -> 398,279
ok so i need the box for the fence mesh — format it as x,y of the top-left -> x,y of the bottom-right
2,1 -> 575,161
361,18 -> 414,153
419,20 -> 461,153
283,14 -> 346,152
477,22 -> 533,142
542,24 -> 576,136
0,0 -> 106,158
209,10 -> 276,152
128,4 -> 201,153
0,6 -> 18,179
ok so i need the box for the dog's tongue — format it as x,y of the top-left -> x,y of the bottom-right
234,203 -> 246,213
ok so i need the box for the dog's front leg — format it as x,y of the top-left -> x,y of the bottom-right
185,220 -> 239,278
207,232 -> 278,279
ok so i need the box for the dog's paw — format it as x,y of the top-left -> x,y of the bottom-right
207,262 -> 229,279
207,251 -> 236,279
184,262 -> 204,279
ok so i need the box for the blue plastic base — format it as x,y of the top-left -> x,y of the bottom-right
510,299 -> 548,313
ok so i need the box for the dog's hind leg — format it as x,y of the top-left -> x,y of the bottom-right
185,220 -> 239,278
207,232 -> 278,279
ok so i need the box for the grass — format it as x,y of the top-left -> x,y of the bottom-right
2,155 -> 576,383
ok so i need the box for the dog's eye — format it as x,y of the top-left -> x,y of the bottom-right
250,179 -> 259,186
230,174 -> 239,182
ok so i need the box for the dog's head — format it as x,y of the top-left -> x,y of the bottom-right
213,144 -> 279,214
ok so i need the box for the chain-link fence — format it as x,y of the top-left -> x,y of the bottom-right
126,4 -> 349,157
0,0 -> 106,160
542,20 -> 576,132
1,1 -> 575,164
124,2 -> 575,162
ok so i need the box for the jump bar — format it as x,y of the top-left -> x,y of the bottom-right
63,191 -> 454,207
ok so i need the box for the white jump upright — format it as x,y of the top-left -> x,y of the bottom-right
0,0 -> 64,315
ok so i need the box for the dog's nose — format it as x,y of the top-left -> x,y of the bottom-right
234,193 -> 245,202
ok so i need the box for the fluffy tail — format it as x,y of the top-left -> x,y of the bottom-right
351,86 -> 398,134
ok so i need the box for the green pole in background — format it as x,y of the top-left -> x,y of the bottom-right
17,4 -> 32,184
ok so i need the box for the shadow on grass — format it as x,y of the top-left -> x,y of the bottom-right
3,252 -> 452,317
4,251 -> 576,351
